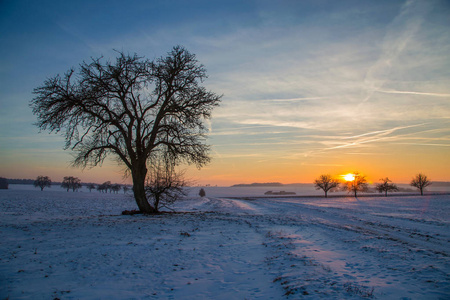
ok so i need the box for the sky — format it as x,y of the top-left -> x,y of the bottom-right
1,0 -> 449,186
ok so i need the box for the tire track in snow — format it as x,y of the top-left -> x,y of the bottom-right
218,196 -> 450,299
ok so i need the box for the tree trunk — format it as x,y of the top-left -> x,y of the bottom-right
325,191 -> 328,198
132,166 -> 156,213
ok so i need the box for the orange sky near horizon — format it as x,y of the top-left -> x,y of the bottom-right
2,137 -> 449,186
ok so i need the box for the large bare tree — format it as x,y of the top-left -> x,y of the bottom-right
31,46 -> 221,213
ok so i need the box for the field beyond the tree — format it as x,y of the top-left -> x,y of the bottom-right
1,185 -> 449,299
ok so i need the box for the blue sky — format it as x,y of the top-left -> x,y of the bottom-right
1,0 -> 449,185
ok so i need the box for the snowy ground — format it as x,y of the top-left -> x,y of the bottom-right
1,186 -> 449,299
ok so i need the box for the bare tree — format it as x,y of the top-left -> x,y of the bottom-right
342,172 -> 368,197
145,152 -> 187,212
97,183 -> 107,193
0,177 -> 8,189
375,177 -> 398,197
34,175 -> 52,191
123,185 -> 130,194
104,181 -> 112,193
411,173 -> 431,196
86,183 -> 96,192
314,174 -> 340,198
31,46 -> 221,213
111,184 -> 122,194
61,176 -> 82,192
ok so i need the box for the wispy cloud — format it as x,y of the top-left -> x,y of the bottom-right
341,124 -> 427,140
376,90 -> 450,97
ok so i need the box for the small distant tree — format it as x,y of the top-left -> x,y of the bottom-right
34,175 -> 52,191
375,177 -> 398,197
97,183 -> 106,193
123,185 -> 130,194
111,184 -> 121,194
86,183 -> 96,192
0,177 -> 9,189
61,176 -> 82,192
314,174 -> 340,198
97,181 -> 111,193
411,173 -> 431,196
199,188 -> 206,197
342,172 -> 368,197
105,181 -> 112,193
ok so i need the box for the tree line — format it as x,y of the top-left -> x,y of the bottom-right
33,175 -> 130,193
314,172 -> 432,198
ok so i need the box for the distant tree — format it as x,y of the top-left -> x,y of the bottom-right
31,46 -> 221,214
145,153 -> 187,213
34,175 -> 52,191
314,174 -> 340,198
86,183 -> 96,192
411,173 -> 431,196
97,183 -> 106,193
375,177 -> 398,197
342,172 -> 368,197
123,185 -> 130,194
111,184 -> 122,194
61,176 -> 82,192
96,181 -> 111,193
199,188 -> 206,198
0,177 -> 8,189
104,181 -> 112,193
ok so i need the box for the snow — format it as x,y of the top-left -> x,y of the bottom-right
1,185 -> 449,299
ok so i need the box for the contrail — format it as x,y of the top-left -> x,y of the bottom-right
377,90 -> 450,97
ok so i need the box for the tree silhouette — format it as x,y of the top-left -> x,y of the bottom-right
86,183 -> 96,192
97,183 -> 107,193
111,184 -> 122,194
31,46 -> 221,213
145,153 -> 187,212
34,175 -> 52,191
61,176 -> 82,192
199,188 -> 206,197
410,173 -> 431,196
0,177 -> 8,189
123,185 -> 130,194
375,177 -> 398,197
314,174 -> 339,198
342,172 -> 368,197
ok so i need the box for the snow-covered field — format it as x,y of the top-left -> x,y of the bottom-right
1,185 -> 449,299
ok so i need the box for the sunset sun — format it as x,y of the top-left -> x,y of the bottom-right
343,173 -> 355,182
